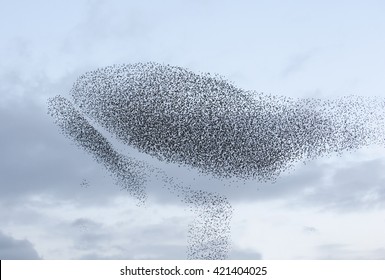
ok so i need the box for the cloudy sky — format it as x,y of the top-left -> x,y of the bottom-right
1,0 -> 385,260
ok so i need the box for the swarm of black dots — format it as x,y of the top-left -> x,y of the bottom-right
48,62 -> 385,259
155,171 -> 233,259
48,89 -> 233,259
67,62 -> 385,180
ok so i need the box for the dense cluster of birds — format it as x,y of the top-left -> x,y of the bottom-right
48,62 -> 385,259
184,190 -> 232,259
48,91 -> 232,259
68,63 -> 385,180
48,96 -> 148,202
156,172 -> 233,259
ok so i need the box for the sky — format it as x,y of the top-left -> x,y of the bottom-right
1,0 -> 385,259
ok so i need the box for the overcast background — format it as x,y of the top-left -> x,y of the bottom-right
1,0 -> 385,260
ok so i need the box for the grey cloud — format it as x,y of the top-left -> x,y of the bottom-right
73,232 -> 111,252
230,248 -> 262,260
370,248 -> 385,259
316,243 -> 385,260
289,158 -> 385,211
118,217 -> 188,257
79,244 -> 187,260
0,210 -> 185,260
69,216 -> 188,259
0,231 -> 41,260
71,218 -> 101,230
69,218 -> 116,252
0,95 -> 135,207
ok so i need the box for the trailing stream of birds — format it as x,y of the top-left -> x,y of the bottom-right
48,62 -> 385,259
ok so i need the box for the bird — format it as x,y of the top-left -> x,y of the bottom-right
48,62 -> 385,259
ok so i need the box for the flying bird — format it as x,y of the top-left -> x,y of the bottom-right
48,62 -> 385,259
